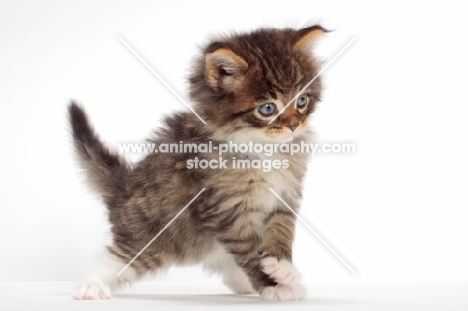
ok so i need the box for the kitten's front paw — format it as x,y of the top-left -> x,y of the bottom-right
261,257 -> 301,286
261,284 -> 307,301
73,282 -> 111,300
260,257 -> 307,300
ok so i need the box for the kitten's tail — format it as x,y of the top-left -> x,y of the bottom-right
68,101 -> 130,200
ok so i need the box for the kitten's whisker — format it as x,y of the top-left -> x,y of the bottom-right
118,36 -> 207,125
268,37 -> 356,124
268,188 -> 358,276
117,188 -> 206,276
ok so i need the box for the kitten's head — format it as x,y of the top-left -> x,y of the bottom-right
190,26 -> 327,143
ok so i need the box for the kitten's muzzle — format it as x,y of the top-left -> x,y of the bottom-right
287,121 -> 299,132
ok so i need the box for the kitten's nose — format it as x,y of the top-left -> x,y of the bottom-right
287,121 -> 299,132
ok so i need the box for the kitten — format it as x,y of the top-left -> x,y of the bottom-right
69,25 -> 326,301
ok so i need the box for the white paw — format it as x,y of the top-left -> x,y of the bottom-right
261,257 -> 301,286
223,275 -> 255,294
73,282 -> 111,300
261,284 -> 307,301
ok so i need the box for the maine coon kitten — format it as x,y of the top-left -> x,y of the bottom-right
70,26 -> 326,301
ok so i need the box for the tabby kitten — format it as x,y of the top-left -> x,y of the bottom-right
70,26 -> 326,301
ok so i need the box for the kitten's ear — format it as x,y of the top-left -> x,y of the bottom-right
293,26 -> 328,54
204,46 -> 248,91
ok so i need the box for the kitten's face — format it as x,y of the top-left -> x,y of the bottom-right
190,27 -> 325,144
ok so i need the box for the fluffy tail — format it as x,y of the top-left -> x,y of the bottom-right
68,101 -> 129,200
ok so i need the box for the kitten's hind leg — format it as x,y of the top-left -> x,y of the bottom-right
73,248 -> 138,300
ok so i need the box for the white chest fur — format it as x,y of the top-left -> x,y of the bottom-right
249,167 -> 297,214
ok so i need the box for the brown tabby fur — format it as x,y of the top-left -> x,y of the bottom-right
69,25 -> 326,294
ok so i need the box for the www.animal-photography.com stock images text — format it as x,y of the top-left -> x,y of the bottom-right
1,1 -> 467,310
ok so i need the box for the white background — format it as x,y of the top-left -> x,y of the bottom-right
1,0 -> 467,286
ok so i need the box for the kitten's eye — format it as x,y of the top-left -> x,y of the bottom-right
296,94 -> 308,108
258,103 -> 277,116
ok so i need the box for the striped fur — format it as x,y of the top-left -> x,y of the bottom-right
70,26 -> 326,299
